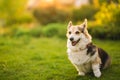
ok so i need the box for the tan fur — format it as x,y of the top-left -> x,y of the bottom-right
91,49 -> 101,64
91,56 -> 101,66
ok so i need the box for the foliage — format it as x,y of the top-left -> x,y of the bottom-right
1,22 -> 120,40
29,27 -> 42,37
33,7 -> 71,25
0,0 -> 120,40
98,0 -> 120,4
95,2 -> 120,27
13,28 -> 30,37
90,2 -> 120,40
89,26 -> 120,40
0,23 -> 67,39
0,0 -> 33,26
41,23 -> 66,38
72,5 -> 99,22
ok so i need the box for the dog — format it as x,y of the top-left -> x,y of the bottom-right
66,19 -> 111,78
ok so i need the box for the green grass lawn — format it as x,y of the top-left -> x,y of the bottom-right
0,37 -> 120,80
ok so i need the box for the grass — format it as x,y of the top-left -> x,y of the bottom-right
0,36 -> 120,80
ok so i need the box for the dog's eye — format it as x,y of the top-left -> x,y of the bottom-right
75,31 -> 80,34
69,31 -> 71,34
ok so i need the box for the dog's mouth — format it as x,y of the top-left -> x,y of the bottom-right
71,38 -> 80,46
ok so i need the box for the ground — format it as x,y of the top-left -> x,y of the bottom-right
0,37 -> 120,80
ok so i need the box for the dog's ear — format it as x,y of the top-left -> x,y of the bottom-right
83,18 -> 87,28
81,19 -> 87,33
68,21 -> 72,29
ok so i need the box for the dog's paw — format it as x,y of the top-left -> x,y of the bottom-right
78,72 -> 85,76
94,71 -> 101,78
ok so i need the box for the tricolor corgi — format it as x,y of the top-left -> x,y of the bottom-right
66,19 -> 111,78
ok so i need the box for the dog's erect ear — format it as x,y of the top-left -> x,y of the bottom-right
81,19 -> 87,33
68,21 -> 72,29
83,18 -> 87,28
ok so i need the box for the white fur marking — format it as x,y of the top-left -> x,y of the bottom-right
92,64 -> 101,78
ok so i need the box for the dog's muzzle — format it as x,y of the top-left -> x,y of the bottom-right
70,38 -> 80,46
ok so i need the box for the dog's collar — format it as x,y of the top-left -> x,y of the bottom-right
79,47 -> 87,51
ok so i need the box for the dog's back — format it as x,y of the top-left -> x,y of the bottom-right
98,48 -> 111,69
87,43 -> 111,69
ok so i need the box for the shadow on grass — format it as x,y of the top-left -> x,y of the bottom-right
74,63 -> 120,80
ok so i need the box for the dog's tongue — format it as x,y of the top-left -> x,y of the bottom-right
72,41 -> 77,46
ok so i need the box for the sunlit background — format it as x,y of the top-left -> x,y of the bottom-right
0,0 -> 120,39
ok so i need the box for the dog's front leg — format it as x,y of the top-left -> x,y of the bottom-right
92,63 -> 101,78
91,52 -> 102,78
73,64 -> 85,76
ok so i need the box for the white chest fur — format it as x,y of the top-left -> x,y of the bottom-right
67,49 -> 93,65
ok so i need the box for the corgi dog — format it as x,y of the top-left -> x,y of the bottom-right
66,19 -> 111,78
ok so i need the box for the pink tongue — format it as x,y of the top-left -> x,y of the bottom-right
72,41 -> 77,46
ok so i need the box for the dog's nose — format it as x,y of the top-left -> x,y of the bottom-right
70,37 -> 74,41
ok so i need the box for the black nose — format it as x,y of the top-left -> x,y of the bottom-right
70,37 -> 74,41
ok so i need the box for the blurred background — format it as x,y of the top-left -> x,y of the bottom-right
0,0 -> 120,39
0,0 -> 120,80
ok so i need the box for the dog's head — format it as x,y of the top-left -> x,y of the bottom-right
66,19 -> 92,46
